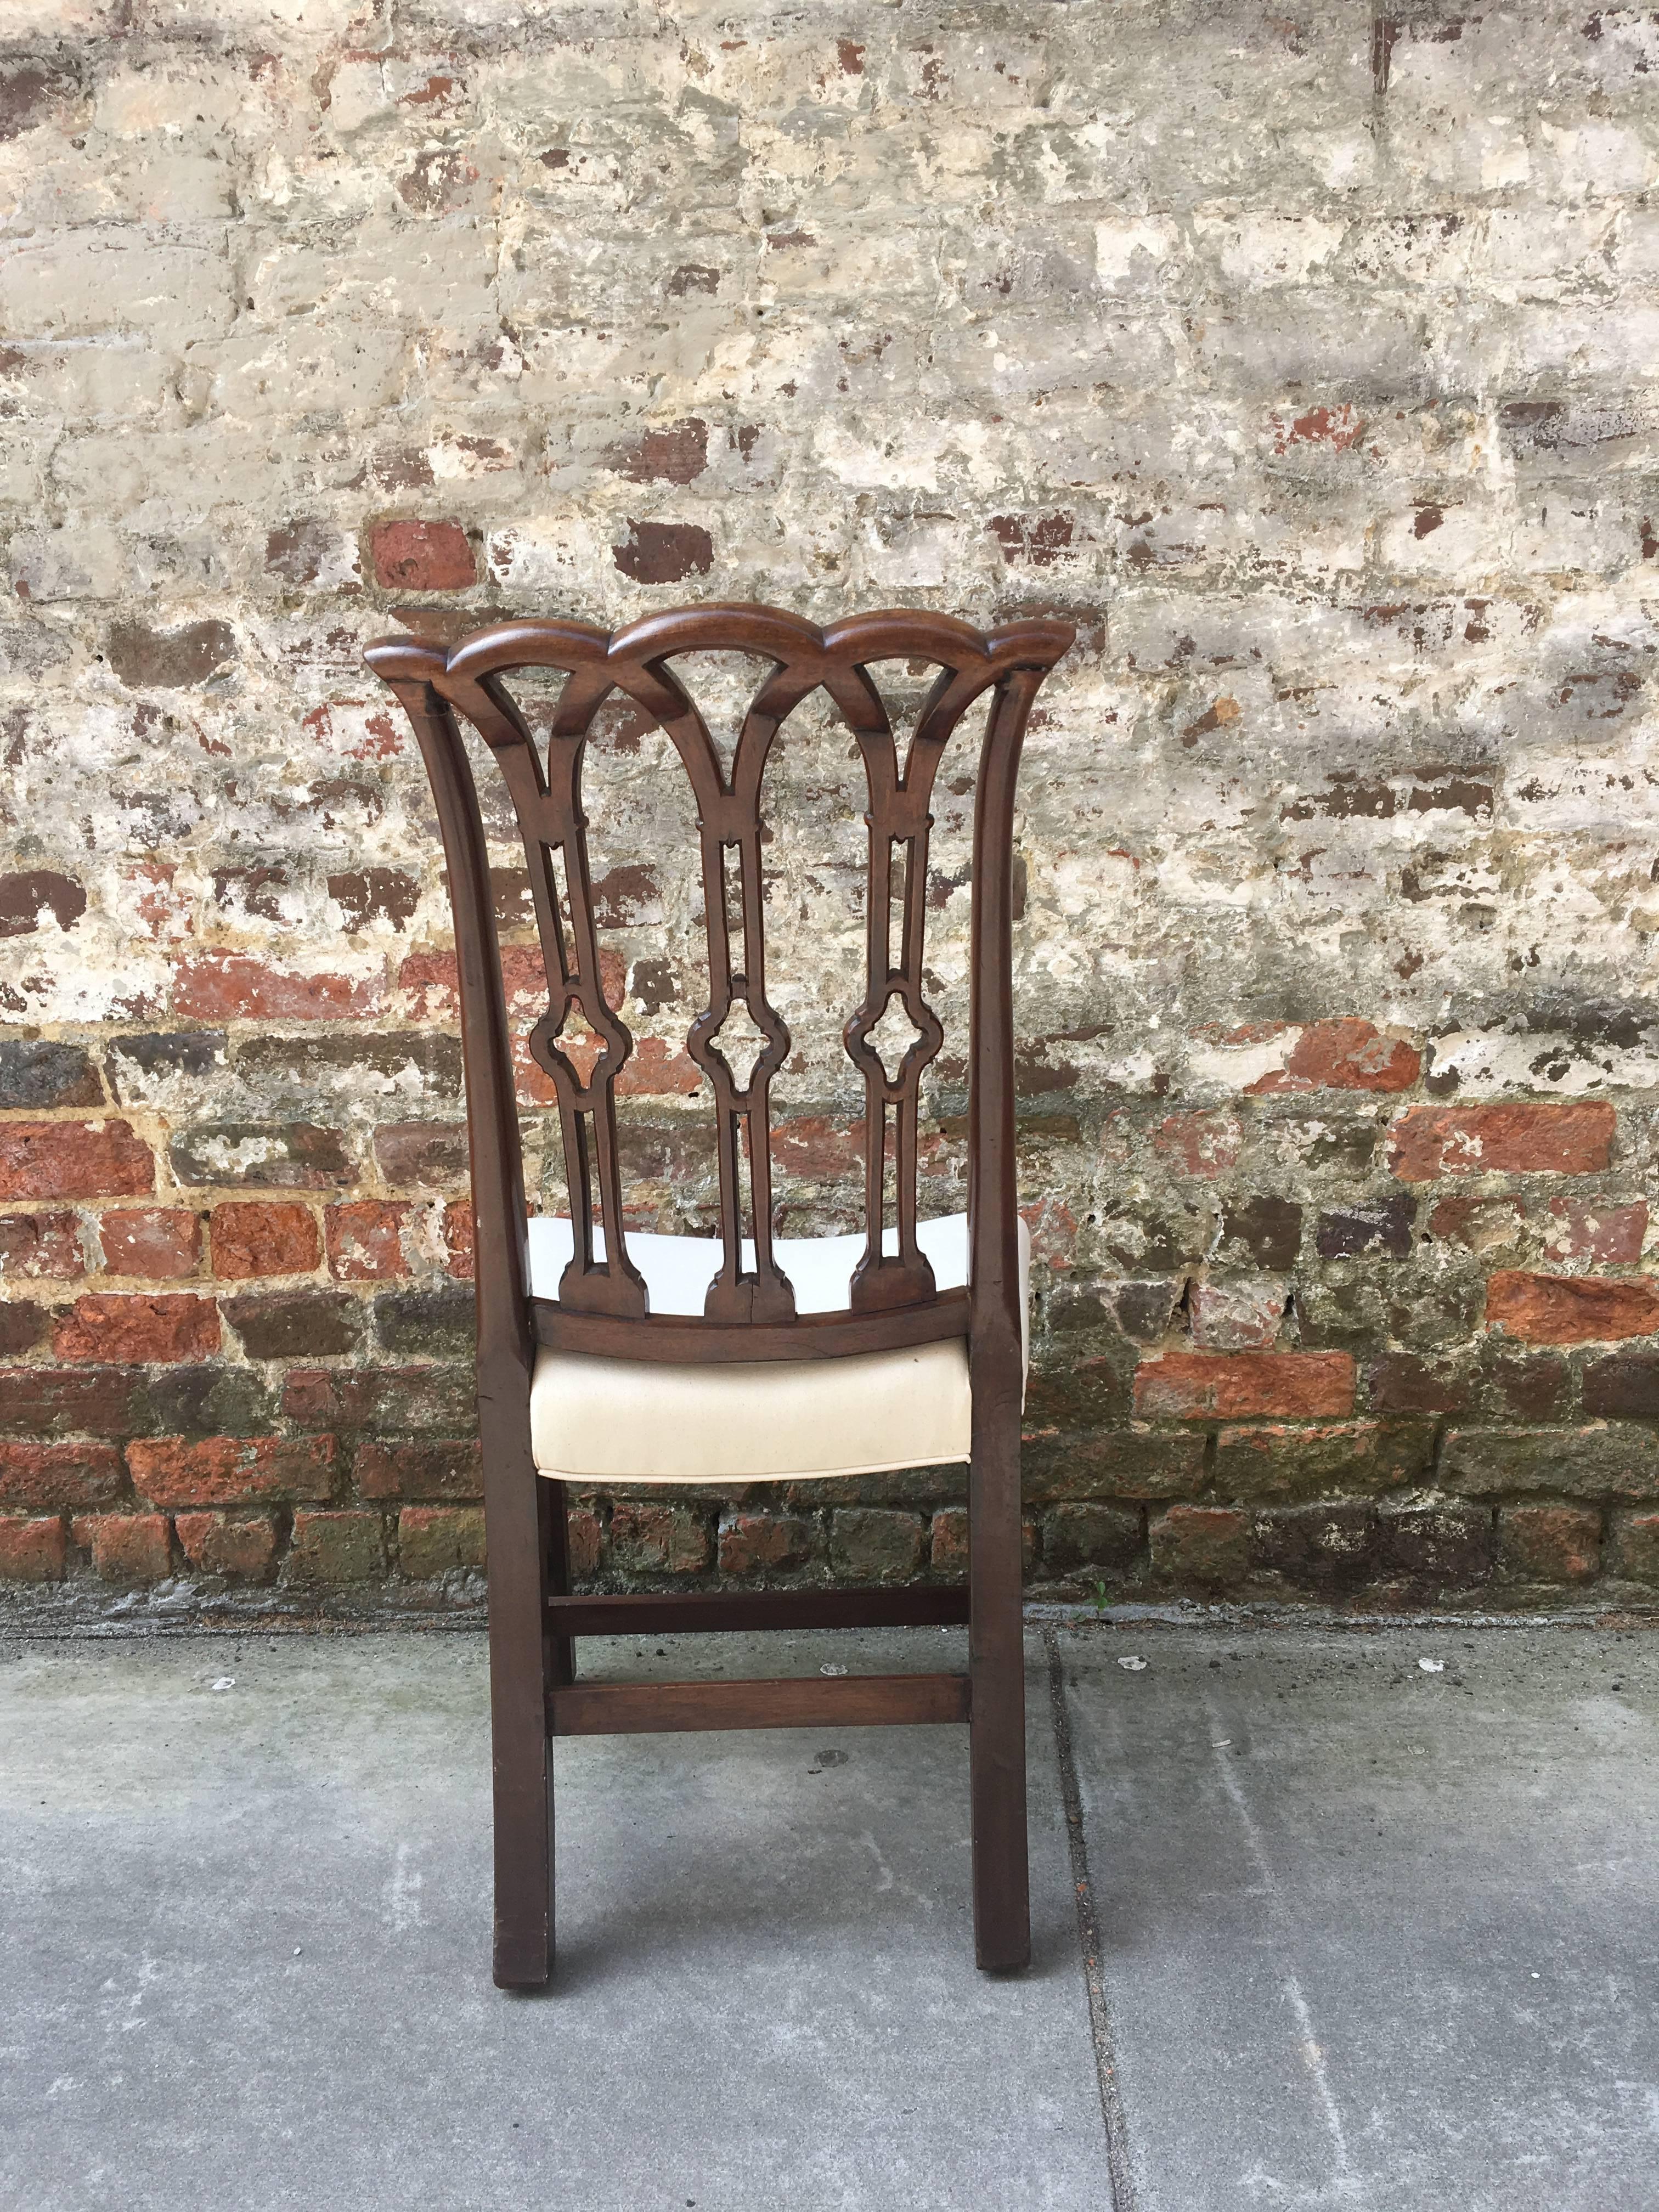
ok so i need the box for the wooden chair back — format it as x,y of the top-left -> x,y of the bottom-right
366,605 -> 1073,1378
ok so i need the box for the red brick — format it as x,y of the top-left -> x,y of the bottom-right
0,1121 -> 153,1200
289,1508 -> 385,1581
0,1440 -> 123,1510
77,1511 -> 172,1583
53,1294 -> 220,1365
397,945 -> 572,1022
354,1440 -> 481,1500
371,520 -> 476,591
1389,1101 -> 1616,1182
128,1434 -> 336,1507
718,1512 -> 814,1574
1542,1198 -> 1647,1264
443,1199 -> 475,1279
770,1115 -> 864,1180
211,1201 -> 321,1279
1020,1195 -> 1078,1271
325,1200 -> 409,1280
1498,1503 -> 1601,1584
1133,1351 -> 1355,1420
1250,1019 -> 1420,1096
0,1366 -> 136,1436
1487,1271 -> 1659,1345
929,1505 -> 970,1574
98,1207 -> 201,1279
0,1514 -> 66,1582
1149,1505 -> 1250,1585
397,1504 -> 486,1576
567,1505 -> 601,1578
1152,1109 -> 1243,1178
172,955 -> 381,1022
0,1209 -> 83,1278
173,1510 -> 280,1579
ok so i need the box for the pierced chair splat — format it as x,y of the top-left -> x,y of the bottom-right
364,600 -> 1074,1988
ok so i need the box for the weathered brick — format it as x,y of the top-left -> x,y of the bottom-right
830,1508 -> 926,1583
1023,1425 -> 1207,1502
1149,1505 -> 1249,1587
1251,1020 -> 1420,1095
53,1294 -> 219,1365
1133,1352 -> 1355,1420
1215,1196 -> 1303,1270
0,1042 -> 102,1110
1316,1195 -> 1417,1260
1152,1109 -> 1242,1178
1388,1103 -> 1616,1183
167,1122 -> 352,1190
98,1207 -> 201,1279
1486,1271 -> 1659,1345
0,1210 -> 83,1279
608,1500 -> 712,1576
0,1515 -> 66,1583
1499,1502 -> 1602,1584
210,1201 -> 321,1280
1376,1503 -> 1495,1589
172,956 -> 381,1023
221,1293 -> 364,1359
1212,1420 -> 1431,1502
1441,1425 -> 1659,1500
1188,1277 -> 1287,1352
0,1441 -> 123,1511
0,1302 -> 49,1357
0,1122 -> 153,1200
373,1121 -> 469,1187
398,1505 -> 486,1576
0,1367 -> 137,1437
288,1509 -> 385,1582
1041,1503 -> 1143,1577
78,1511 -> 172,1584
128,1434 -> 335,1508
325,1200 -> 408,1280
1609,1512 -> 1659,1585
1583,1353 -> 1659,1420
718,1512 -> 814,1575
354,1440 -> 481,1500
173,1511 -> 280,1581
1253,1502 -> 1379,1593
1542,1199 -> 1647,1265
928,1506 -> 970,1576
371,521 -> 475,590
281,1364 -> 475,1435
373,1286 -> 474,1356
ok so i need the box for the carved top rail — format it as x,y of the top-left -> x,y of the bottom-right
365,603 -> 1073,1365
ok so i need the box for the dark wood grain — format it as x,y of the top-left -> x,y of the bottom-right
544,1587 -> 971,1637
549,1672 -> 970,1736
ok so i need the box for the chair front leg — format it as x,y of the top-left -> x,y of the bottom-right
967,1386 -> 1030,1972
483,1396 -> 555,1989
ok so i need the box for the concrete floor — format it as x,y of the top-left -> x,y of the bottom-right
1,1620 -> 1656,2211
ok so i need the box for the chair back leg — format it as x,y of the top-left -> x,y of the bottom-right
484,1401 -> 556,1988
967,1391 -> 1031,1970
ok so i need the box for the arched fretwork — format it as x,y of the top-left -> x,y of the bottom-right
366,604 -> 1073,1363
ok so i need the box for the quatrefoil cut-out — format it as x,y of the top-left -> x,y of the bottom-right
704,995 -> 774,1093
864,991 -> 929,1086
545,1001 -> 605,1085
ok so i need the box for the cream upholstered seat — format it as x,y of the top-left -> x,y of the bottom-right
527,1212 -> 1030,1484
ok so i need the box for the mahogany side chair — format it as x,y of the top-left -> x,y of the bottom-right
364,602 -> 1073,1988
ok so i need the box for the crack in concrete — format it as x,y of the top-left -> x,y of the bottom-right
1044,1624 -> 1137,2212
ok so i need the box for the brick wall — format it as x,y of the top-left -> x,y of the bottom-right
2,1 -> 1657,1616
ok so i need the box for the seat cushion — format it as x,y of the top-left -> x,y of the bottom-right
527,1212 -> 1029,1483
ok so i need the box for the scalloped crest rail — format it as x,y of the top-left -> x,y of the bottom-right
365,601 -> 1074,1990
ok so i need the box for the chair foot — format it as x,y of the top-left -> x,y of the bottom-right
493,1937 -> 552,1991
